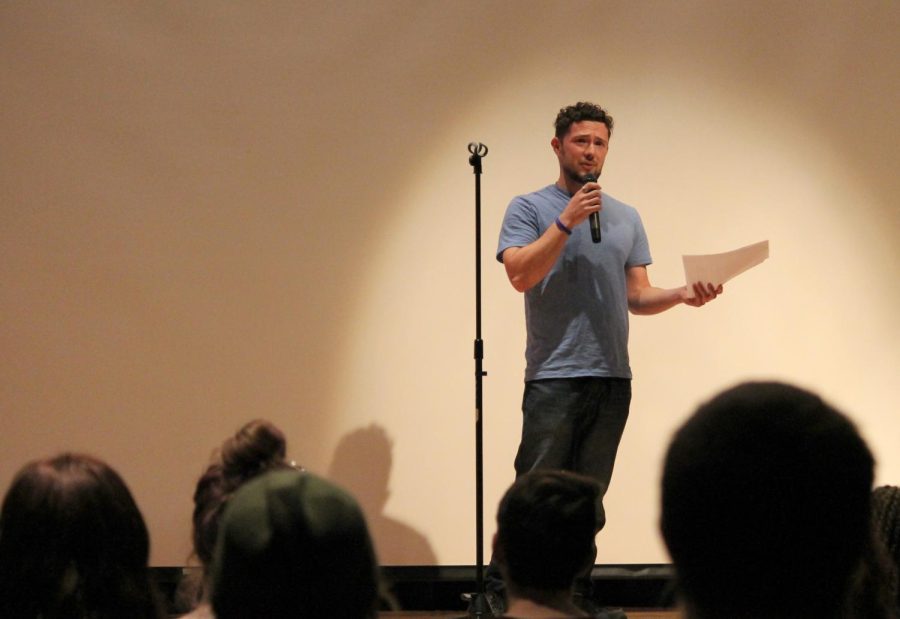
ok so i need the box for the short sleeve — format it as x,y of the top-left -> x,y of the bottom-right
497,197 -> 542,263
625,210 -> 652,267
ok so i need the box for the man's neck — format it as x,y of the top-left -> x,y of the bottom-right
556,173 -> 583,196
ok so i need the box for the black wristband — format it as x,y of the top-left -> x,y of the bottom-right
555,216 -> 572,235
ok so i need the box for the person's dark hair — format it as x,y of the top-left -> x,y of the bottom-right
844,527 -> 900,619
0,453 -> 162,619
873,486 -> 900,611
554,101 -> 614,140
661,381 -> 874,619
495,470 -> 601,592
192,419 -> 291,569
211,470 -> 378,619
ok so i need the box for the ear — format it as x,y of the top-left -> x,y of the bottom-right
550,136 -> 561,155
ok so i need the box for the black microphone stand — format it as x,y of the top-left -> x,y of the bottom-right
460,141 -> 490,619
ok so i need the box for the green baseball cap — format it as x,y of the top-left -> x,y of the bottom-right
211,469 -> 378,618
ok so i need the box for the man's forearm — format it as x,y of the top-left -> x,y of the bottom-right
628,286 -> 685,315
503,225 -> 570,292
629,282 -> 722,314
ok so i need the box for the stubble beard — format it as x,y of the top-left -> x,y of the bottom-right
563,164 -> 601,185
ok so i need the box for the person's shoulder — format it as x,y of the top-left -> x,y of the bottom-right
514,184 -> 563,204
507,185 -> 564,216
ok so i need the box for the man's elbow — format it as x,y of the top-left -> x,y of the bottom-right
509,274 -> 530,293
627,297 -> 646,315
504,260 -> 531,293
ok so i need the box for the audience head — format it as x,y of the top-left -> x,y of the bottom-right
210,469 -> 378,619
661,381 -> 875,619
873,485 -> 900,611
192,418 -> 292,570
494,469 -> 601,594
0,452 -> 161,619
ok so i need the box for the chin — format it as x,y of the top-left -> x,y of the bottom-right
564,169 -> 586,184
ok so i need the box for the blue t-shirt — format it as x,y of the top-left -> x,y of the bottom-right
497,184 -> 652,381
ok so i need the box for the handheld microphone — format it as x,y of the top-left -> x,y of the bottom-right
584,173 -> 601,243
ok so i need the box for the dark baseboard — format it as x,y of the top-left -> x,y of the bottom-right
152,564 -> 676,613
381,564 -> 676,611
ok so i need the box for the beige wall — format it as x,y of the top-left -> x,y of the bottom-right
2,1 -> 898,566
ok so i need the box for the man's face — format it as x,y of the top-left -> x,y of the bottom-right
552,120 -> 610,184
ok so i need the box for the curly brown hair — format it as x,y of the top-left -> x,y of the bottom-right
554,102 -> 614,139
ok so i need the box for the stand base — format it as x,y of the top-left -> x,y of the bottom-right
459,591 -> 502,618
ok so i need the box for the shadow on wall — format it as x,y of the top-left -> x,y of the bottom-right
328,424 -> 437,566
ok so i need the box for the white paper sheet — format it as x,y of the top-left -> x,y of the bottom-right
682,240 -> 769,296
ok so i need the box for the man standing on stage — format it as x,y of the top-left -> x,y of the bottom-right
490,101 -> 721,614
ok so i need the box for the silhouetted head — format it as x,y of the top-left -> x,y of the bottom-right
211,469 -> 378,619
495,469 -> 601,593
661,381 -> 874,619
192,419 -> 292,568
0,453 -> 161,619
872,485 -> 900,611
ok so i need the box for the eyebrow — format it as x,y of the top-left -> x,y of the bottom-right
572,133 -> 607,143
